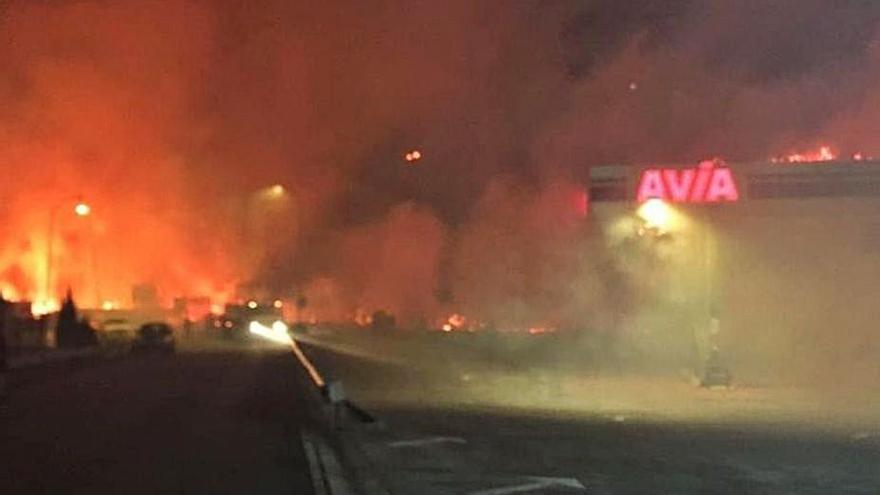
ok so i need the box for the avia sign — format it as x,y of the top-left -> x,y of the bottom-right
637,160 -> 740,203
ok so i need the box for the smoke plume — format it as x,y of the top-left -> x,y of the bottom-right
2,1 -> 880,385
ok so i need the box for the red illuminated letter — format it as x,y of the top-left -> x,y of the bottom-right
662,169 -> 696,202
638,161 -> 739,204
637,169 -> 665,202
705,168 -> 739,202
690,160 -> 714,202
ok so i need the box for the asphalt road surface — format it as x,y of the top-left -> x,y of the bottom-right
302,338 -> 880,495
0,340 -> 317,495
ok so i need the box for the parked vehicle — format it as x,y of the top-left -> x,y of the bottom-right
132,322 -> 175,353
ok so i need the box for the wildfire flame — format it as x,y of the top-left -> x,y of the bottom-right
0,193 -> 241,317
771,146 -> 872,164
772,145 -> 837,164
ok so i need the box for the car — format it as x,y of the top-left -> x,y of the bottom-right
220,302 -> 285,340
99,318 -> 137,342
132,322 -> 176,353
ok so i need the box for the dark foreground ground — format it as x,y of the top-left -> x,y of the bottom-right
0,340 -> 316,495
303,337 -> 880,495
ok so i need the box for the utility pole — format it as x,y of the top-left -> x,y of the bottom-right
0,293 -> 9,374
44,199 -> 91,310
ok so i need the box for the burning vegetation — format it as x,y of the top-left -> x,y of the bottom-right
0,0 -> 878,384
772,145 -> 838,164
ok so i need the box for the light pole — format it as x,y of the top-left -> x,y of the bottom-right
42,198 -> 91,312
238,184 -> 296,292
242,184 -> 292,244
636,198 -> 673,234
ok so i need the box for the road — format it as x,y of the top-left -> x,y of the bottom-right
301,333 -> 880,495
0,340 -> 319,495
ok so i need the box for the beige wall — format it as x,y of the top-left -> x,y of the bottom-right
592,197 -> 880,387
714,198 -> 880,386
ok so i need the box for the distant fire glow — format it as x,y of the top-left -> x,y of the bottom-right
440,313 -> 467,331
405,150 -> 423,163
772,145 -> 836,164
637,159 -> 739,203
528,326 -> 554,335
0,188 -> 239,315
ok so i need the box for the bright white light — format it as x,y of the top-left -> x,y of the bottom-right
31,299 -> 59,316
404,150 -> 422,163
637,198 -> 672,230
273,299 -> 283,309
247,300 -> 258,309
74,202 -> 91,217
268,184 -> 285,198
248,320 -> 292,345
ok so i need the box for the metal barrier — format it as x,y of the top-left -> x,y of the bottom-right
286,336 -> 376,428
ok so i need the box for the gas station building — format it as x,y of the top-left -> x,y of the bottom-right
587,159 -> 880,383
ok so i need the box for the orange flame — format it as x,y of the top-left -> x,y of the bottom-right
0,193 -> 241,317
772,145 -> 837,164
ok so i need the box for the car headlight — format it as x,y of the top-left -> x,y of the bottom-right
248,320 -> 292,345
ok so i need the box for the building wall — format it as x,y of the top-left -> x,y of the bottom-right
591,196 -> 880,386
714,197 -> 880,386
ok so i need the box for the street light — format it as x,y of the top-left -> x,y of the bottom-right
267,184 -> 285,199
637,198 -> 672,232
42,198 -> 92,313
633,198 -> 723,382
236,184 -> 299,306
252,184 -> 288,203
74,202 -> 91,217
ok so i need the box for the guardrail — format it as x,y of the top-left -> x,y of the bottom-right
286,335 -> 376,428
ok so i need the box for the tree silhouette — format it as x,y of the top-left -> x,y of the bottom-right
56,289 -> 96,348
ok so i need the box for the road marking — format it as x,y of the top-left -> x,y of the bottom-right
469,476 -> 586,495
301,433 -> 328,495
301,431 -> 354,495
387,436 -> 467,448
